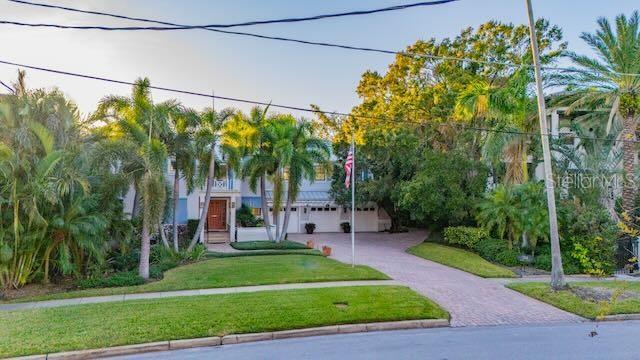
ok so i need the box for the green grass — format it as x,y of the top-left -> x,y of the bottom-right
407,242 -> 517,278
0,286 -> 448,358
507,281 -> 640,319
7,255 -> 388,303
207,249 -> 322,257
230,240 -> 309,250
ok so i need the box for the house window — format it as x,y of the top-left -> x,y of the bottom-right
361,170 -> 374,181
314,166 -> 327,181
252,208 -> 262,216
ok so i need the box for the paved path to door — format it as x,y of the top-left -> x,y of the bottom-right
0,280 -> 398,312
290,231 -> 582,327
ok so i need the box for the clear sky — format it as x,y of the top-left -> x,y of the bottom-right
1,0 -> 638,118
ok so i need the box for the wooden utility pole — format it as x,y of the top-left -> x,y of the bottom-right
525,0 -> 566,289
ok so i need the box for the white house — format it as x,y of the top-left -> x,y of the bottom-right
123,156 -> 392,244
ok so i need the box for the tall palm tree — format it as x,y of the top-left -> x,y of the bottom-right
456,68 -> 538,184
187,107 -> 234,250
279,119 -> 330,241
93,78 -> 170,279
163,106 -> 198,251
233,106 -> 277,242
560,12 -> 640,215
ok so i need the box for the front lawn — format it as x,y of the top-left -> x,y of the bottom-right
0,285 -> 448,358
5,255 -> 388,303
230,240 -> 309,250
407,242 -> 517,278
507,281 -> 640,319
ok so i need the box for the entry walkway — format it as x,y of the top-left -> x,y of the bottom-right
290,231 -> 582,327
0,280 -> 399,312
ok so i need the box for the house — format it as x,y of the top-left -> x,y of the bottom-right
123,156 -> 392,244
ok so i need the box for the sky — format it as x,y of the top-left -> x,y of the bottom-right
1,0 -> 638,119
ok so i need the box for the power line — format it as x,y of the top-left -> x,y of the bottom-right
7,0 -> 640,78
0,79 -> 14,93
3,0 -> 458,30
0,57 -> 635,144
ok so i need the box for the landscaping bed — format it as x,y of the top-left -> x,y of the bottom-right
230,240 -> 309,250
0,285 -> 448,358
407,242 -> 517,278
3,255 -> 388,303
507,281 -> 640,319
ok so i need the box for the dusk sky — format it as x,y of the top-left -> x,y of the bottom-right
1,0 -> 638,118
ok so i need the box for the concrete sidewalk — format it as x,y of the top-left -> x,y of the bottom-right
0,280 -> 400,312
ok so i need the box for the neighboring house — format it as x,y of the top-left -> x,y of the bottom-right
123,154 -> 392,244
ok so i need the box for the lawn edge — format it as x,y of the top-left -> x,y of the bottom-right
406,244 -> 517,279
13,319 -> 450,360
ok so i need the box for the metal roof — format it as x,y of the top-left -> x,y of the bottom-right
265,190 -> 332,202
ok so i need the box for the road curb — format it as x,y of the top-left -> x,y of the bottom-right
600,313 -> 640,321
13,319 -> 449,359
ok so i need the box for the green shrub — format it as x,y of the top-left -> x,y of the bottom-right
186,219 -> 199,240
444,226 -> 488,250
109,251 -> 139,272
230,240 -> 308,251
475,238 -> 508,261
571,235 -> 616,276
75,271 -> 144,289
495,249 -> 520,266
236,204 -> 263,227
534,253 -> 552,271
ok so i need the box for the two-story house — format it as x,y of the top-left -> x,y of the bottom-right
123,155 -> 392,244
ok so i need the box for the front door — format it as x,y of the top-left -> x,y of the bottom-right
207,199 -> 227,231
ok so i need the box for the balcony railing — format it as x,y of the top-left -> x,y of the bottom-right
213,179 -> 229,190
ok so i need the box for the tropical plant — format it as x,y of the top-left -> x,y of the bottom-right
187,107 -> 234,250
476,184 -> 522,250
559,11 -> 640,217
163,105 -> 199,251
93,78 -> 171,279
276,118 -> 330,241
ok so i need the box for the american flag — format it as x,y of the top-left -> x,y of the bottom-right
344,145 -> 354,188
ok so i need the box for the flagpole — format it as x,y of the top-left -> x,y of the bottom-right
351,137 -> 355,268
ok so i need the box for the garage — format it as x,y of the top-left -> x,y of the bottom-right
308,206 -> 340,232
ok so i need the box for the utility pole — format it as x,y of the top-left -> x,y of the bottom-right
525,0 -> 566,289
351,136 -> 356,268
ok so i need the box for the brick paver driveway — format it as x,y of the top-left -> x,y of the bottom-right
290,231 -> 582,327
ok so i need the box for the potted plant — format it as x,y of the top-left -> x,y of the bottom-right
305,223 -> 316,234
340,222 -> 351,233
322,245 -> 332,256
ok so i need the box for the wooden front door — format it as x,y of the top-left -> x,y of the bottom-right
207,199 -> 227,231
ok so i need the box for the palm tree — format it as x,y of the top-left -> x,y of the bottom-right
93,78 -> 170,279
279,119 -> 330,241
476,184 -> 522,250
560,12 -> 640,216
187,107 -> 234,250
233,107 -> 277,242
456,68 -> 538,184
163,106 -> 198,251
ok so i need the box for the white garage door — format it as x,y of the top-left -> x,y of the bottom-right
267,207 -> 301,234
309,206 -> 339,232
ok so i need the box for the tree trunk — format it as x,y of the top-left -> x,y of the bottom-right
280,182 -> 294,242
158,222 -> 169,248
188,144 -> 216,251
260,176 -> 274,241
621,114 -> 637,214
619,114 -> 638,266
172,166 -> 179,252
131,188 -> 140,217
139,215 -> 151,279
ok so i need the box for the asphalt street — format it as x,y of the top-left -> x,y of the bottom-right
109,320 -> 640,360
